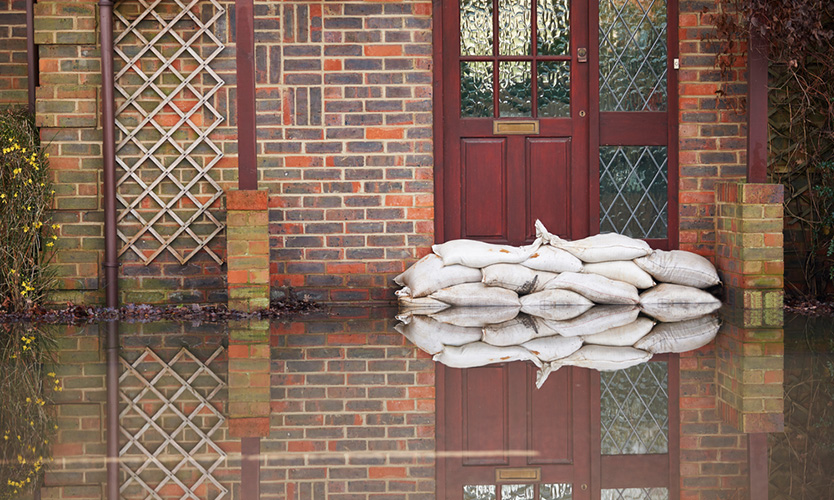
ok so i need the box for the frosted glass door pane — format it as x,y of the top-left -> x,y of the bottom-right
499,0 -> 531,55
461,0 -> 493,56
537,0 -> 569,55
461,61 -> 495,117
464,485 -> 496,500
502,484 -> 535,500
538,61 -> 570,117
499,61 -> 532,117
541,483 -> 573,500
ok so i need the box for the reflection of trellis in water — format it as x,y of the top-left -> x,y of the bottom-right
119,347 -> 227,500
114,0 -> 226,265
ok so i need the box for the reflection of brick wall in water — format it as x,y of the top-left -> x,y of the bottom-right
264,314 -> 436,500
43,322 -> 239,500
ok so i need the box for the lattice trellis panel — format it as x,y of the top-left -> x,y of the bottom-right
119,347 -> 228,500
114,0 -> 226,265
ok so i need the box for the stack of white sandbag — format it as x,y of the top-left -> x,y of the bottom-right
395,220 -> 722,321
394,220 -> 724,388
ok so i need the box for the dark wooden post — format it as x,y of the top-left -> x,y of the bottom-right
235,0 -> 257,190
747,28 -> 768,183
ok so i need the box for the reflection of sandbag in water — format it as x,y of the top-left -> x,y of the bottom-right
520,303 -> 593,321
430,306 -> 520,328
582,261 -> 656,289
482,314 -> 540,346
537,305 -> 640,337
432,239 -> 542,268
634,249 -> 720,289
433,342 -> 542,368
639,283 -> 721,322
580,317 -> 656,347
520,245 -> 583,273
481,264 -> 557,294
429,282 -> 521,307
545,272 -> 640,305
536,220 -> 652,263
522,335 -> 583,362
394,254 -> 482,297
537,345 -> 652,387
396,295 -> 450,314
394,315 -> 482,355
634,315 -> 720,354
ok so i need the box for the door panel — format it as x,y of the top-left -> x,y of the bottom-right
525,138 -> 570,241
462,365 -> 510,466
527,363 -> 572,465
461,139 -> 508,240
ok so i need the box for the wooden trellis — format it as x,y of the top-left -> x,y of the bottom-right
113,0 -> 226,265
119,346 -> 228,500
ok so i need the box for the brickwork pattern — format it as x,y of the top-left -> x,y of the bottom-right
264,312 -> 436,500
0,0 -> 27,106
715,182 -> 784,309
43,322 -> 241,500
33,0 -> 237,305
256,1 -> 435,303
227,190 -> 271,311
716,313 -> 784,434
678,0 -> 748,259
229,319 -> 271,437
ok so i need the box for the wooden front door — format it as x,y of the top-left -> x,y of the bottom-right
438,364 -> 594,500
437,0 -> 678,247
439,0 -> 590,244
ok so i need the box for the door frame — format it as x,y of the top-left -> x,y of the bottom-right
432,0 -> 680,249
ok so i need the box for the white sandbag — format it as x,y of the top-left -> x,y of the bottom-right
580,317 -> 656,347
536,344 -> 652,388
639,283 -> 721,322
545,272 -> 640,305
481,264 -> 557,294
394,315 -> 482,355
432,239 -> 542,268
430,306 -> 520,328
520,289 -> 594,307
429,282 -> 521,307
394,253 -> 482,297
634,315 -> 720,353
520,245 -> 583,273
634,249 -> 720,289
535,220 -> 651,263
397,295 -> 450,314
482,314 -> 540,346
554,345 -> 653,371
520,304 -> 593,322
433,342 -> 542,368
538,305 -> 640,337
582,261 -> 656,289
522,335 -> 583,362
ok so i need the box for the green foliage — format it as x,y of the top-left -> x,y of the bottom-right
0,109 -> 58,312
0,324 -> 58,500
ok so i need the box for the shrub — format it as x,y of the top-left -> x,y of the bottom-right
0,109 -> 57,312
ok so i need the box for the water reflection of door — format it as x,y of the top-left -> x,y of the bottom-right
438,364 -> 592,500
437,358 -> 679,499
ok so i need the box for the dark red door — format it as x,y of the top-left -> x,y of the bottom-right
437,363 -> 593,500
439,0 -> 590,244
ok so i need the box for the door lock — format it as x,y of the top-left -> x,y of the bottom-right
577,47 -> 588,63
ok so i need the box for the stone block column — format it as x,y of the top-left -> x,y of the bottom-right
228,320 -> 271,438
716,311 -> 784,434
226,190 -> 270,312
715,182 -> 784,310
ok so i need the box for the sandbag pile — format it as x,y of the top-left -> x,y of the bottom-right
394,220 -> 723,388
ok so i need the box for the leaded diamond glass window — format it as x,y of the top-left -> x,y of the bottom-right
599,0 -> 667,111
600,362 -> 668,455
599,146 -> 667,239
601,488 -> 669,500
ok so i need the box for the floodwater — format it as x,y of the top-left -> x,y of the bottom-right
0,306 -> 831,500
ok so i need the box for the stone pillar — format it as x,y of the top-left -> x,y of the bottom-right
716,310 -> 784,434
227,320 -> 271,438
715,182 -> 784,312
226,190 -> 270,312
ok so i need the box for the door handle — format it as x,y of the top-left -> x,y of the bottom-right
577,47 -> 588,63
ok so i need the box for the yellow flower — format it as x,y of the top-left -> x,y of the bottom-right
46,242 -> 54,247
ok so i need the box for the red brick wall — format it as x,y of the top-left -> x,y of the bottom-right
256,0 -> 435,303
678,0 -> 748,259
0,0 -> 27,106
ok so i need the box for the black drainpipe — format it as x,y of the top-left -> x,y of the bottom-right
98,2 -> 119,500
26,0 -> 36,113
